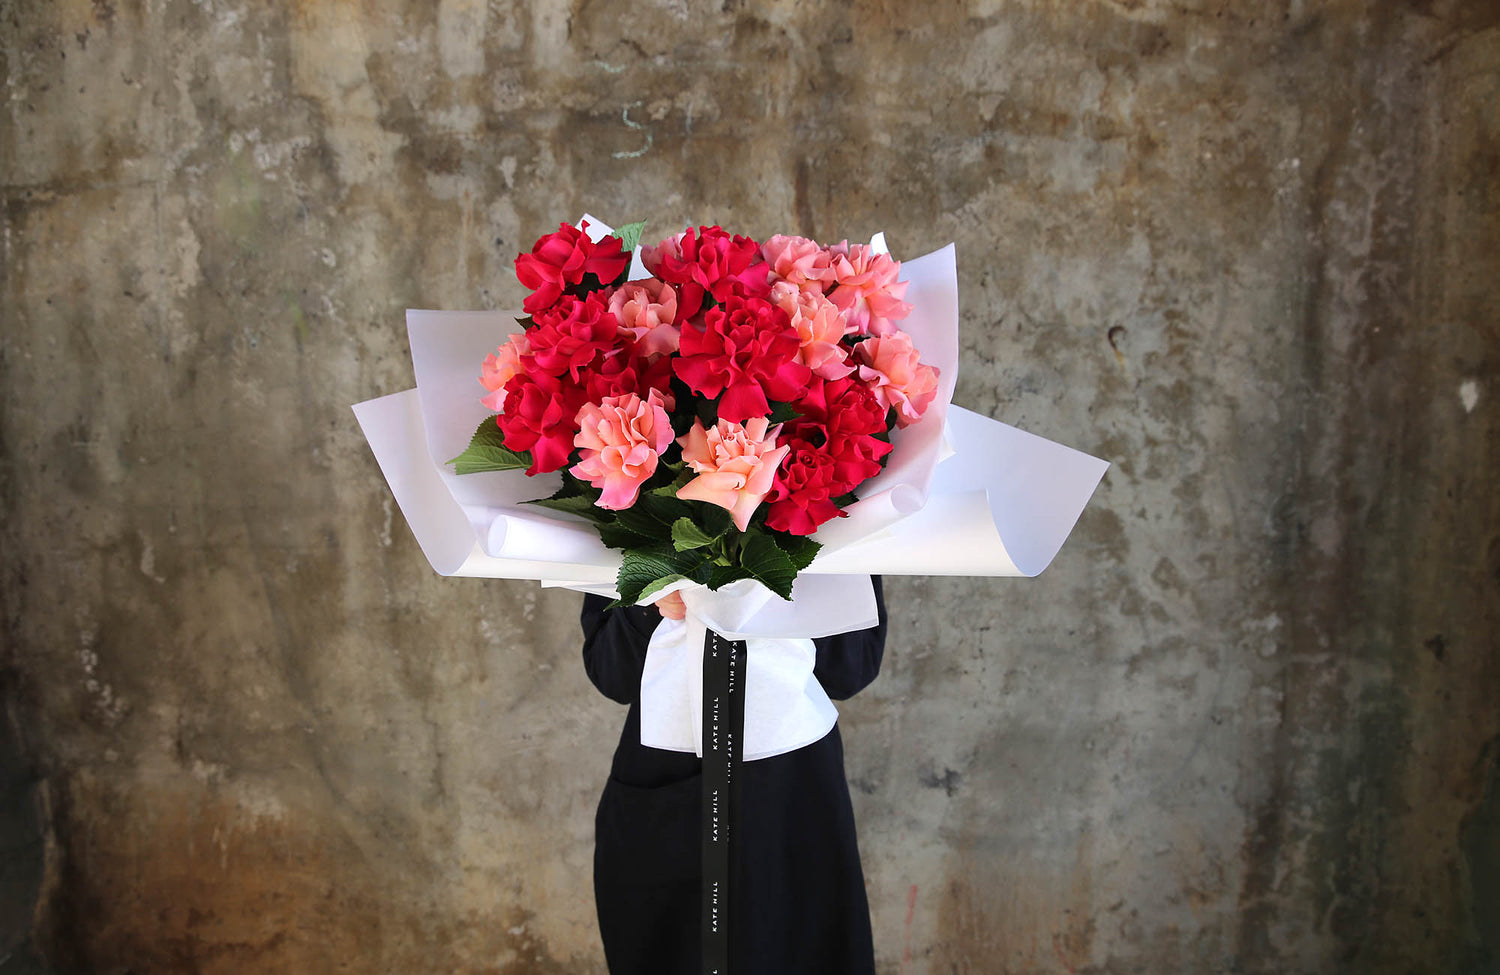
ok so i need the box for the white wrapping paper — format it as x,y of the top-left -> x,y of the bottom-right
351,220 -> 1109,759
635,575 -> 879,760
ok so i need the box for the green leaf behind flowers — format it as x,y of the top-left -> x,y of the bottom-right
707,563 -> 753,590
671,517 -> 716,551
598,521 -> 655,551
527,492 -> 604,520
738,533 -> 798,600
639,574 -> 687,603
614,545 -> 711,606
776,533 -> 822,572
524,475 -> 609,523
612,221 -> 647,253
765,401 -> 802,426
604,487 -> 821,603
615,491 -> 693,537
448,418 -> 532,475
650,468 -> 696,498
698,504 -> 733,538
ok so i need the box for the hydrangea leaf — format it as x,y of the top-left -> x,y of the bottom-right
448,418 -> 531,475
671,517 -> 717,552
612,221 -> 647,253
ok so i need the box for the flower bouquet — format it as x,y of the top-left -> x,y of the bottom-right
447,218 -> 943,607
354,214 -> 1106,759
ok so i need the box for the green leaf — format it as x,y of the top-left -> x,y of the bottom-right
597,521 -> 655,551
695,393 -> 721,429
707,563 -> 752,590
611,221 -> 647,252
774,533 -> 822,572
639,573 -> 687,603
447,418 -> 532,475
522,473 -> 609,521
526,493 -> 607,521
636,490 -> 695,528
650,468 -> 696,498
671,517 -> 716,552
738,533 -> 798,600
765,400 -> 802,426
614,505 -> 666,538
616,545 -> 708,605
668,377 -> 698,437
699,503 -> 733,538
830,491 -> 859,507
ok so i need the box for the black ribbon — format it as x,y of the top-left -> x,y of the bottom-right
701,628 -> 744,975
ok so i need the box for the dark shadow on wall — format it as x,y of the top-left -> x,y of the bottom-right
1460,735 -> 1500,975
0,673 -> 53,975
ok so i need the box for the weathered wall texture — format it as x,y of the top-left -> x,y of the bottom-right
2,0 -> 1497,972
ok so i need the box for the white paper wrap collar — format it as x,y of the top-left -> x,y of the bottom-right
634,574 -> 879,761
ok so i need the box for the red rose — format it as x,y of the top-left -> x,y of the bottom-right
496,370 -> 588,475
526,293 -> 622,381
581,339 -> 676,408
641,226 -> 770,319
765,438 -> 847,535
787,376 -> 892,493
673,294 -> 812,423
826,430 -> 891,493
514,223 -> 629,315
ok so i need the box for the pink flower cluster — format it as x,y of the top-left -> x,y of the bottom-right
479,222 -> 941,535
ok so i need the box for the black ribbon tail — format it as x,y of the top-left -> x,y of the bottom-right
701,628 -> 744,975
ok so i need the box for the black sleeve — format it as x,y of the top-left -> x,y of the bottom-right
580,593 -> 663,705
812,575 -> 888,701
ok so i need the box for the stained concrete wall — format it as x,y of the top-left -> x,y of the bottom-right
2,1 -> 1497,972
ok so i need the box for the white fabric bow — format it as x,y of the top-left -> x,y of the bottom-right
635,574 -> 879,761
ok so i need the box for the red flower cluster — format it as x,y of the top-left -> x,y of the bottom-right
514,222 -> 629,315
763,376 -> 893,533
675,295 -> 810,423
488,221 -> 939,533
498,291 -> 667,474
642,226 -> 768,319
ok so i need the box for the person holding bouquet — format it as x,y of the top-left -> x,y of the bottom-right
580,577 -> 888,974
354,216 -> 1103,974
448,222 -> 936,972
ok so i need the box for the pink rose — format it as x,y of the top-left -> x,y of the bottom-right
676,416 -> 791,532
770,281 -> 854,381
608,278 -> 680,358
828,243 -> 913,336
571,389 -> 674,510
479,332 -> 531,412
761,235 -> 835,290
853,330 -> 941,428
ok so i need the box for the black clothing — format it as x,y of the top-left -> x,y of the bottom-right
581,577 -> 888,975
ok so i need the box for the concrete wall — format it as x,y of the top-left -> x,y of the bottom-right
3,1 -> 1497,972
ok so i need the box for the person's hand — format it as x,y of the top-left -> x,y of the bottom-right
653,590 -> 687,621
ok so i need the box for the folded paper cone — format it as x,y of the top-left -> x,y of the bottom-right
808,406 -> 1108,576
